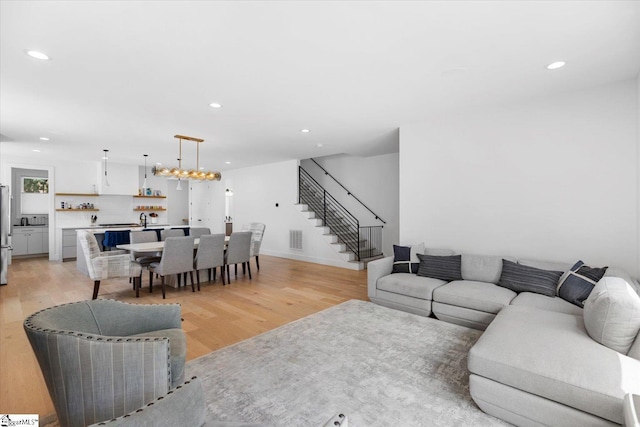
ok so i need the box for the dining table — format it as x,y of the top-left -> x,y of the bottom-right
116,235 -> 230,253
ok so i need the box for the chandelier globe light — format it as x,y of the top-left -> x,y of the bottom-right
152,135 -> 222,182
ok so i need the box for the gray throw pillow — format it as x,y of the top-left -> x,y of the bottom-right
498,259 -> 562,297
583,276 -> 640,355
416,254 -> 462,281
557,260 -> 608,307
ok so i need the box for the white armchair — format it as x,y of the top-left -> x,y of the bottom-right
77,230 -> 143,299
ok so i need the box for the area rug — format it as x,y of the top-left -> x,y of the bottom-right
187,300 -> 509,426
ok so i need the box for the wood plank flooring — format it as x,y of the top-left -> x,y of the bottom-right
0,255 -> 368,418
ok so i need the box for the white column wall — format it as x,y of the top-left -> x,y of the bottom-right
221,159 -> 353,267
399,79 -> 639,276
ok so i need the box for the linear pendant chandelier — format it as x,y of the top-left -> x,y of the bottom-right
152,135 -> 221,181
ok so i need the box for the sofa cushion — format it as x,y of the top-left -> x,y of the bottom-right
376,273 -> 446,301
433,280 -> 516,314
468,305 -> 640,424
498,259 -> 562,297
605,267 -> 640,296
583,277 -> 640,355
557,261 -> 608,307
416,254 -> 462,281
391,243 -> 424,274
510,292 -> 583,316
132,328 -> 186,388
460,254 -> 510,284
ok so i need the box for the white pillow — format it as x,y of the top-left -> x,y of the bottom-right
583,277 -> 640,354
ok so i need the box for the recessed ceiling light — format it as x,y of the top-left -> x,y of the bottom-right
199,167 -> 205,170
301,129 -> 310,133
316,144 -> 323,148
32,149 -> 41,153
225,161 -> 231,165
546,61 -> 566,70
156,162 -> 162,165
39,137 -> 50,141
209,103 -> 222,108
25,50 -> 50,60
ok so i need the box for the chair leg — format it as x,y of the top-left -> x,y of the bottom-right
177,274 -> 182,287
161,276 -> 166,299
92,280 -> 101,300
134,276 -> 140,298
212,268 -> 216,281
226,264 -> 231,284
256,256 -> 260,271
247,262 -> 252,280
190,271 -> 196,292
196,270 -> 200,289
242,262 -> 246,275
235,263 -> 238,278
149,271 -> 154,293
221,266 -> 226,286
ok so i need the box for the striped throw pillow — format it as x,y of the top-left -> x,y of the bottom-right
498,259 -> 563,297
416,254 -> 463,281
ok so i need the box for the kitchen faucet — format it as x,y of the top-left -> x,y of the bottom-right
139,212 -> 147,228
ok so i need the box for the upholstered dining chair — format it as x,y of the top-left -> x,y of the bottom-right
77,230 -> 143,299
194,233 -> 226,289
130,230 -> 162,286
225,231 -> 252,283
23,299 -> 186,427
160,228 -> 186,241
241,222 -> 266,271
149,236 -> 196,298
189,227 -> 211,238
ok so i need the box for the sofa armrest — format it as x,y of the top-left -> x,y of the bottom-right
367,256 -> 394,298
89,376 -> 205,427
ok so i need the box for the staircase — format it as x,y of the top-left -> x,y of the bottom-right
297,166 -> 383,268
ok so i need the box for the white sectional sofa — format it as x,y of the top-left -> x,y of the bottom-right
367,249 -> 640,426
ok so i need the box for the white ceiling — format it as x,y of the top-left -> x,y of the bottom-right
1,1 -> 639,171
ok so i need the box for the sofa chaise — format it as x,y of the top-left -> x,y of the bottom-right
367,247 -> 640,426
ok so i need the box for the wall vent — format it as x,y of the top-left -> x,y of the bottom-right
289,229 -> 303,250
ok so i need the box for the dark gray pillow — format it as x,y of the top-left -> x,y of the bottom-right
416,254 -> 462,281
557,260 -> 608,307
498,259 -> 563,297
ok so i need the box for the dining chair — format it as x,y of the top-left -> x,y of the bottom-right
241,222 -> 266,271
130,230 -> 162,287
161,228 -> 186,241
148,236 -> 196,298
224,231 -> 252,283
77,230 -> 143,299
189,227 -> 211,239
193,233 -> 226,289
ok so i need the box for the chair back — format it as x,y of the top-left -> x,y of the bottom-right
194,233 -> 225,270
226,231 -> 252,264
157,236 -> 195,275
161,228 -> 185,241
130,230 -> 159,259
241,223 -> 266,256
189,227 -> 211,238
78,230 -> 102,278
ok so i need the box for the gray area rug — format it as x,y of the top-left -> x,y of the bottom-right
187,300 -> 509,426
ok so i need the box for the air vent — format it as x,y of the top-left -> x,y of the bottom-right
289,230 -> 302,250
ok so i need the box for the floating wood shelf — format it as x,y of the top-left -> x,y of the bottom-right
55,193 -> 99,197
133,195 -> 166,199
133,208 -> 167,211
56,209 -> 99,212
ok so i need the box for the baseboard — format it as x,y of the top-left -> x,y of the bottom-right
260,249 -> 364,270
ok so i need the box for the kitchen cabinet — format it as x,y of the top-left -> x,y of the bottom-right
12,227 -> 48,256
62,229 -> 78,261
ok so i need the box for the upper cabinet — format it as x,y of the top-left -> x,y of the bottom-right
97,162 -> 139,195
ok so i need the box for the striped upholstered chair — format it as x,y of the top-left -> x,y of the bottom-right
24,300 -> 186,427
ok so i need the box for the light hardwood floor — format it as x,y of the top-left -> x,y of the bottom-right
0,255 -> 368,418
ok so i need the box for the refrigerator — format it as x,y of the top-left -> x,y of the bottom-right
1,184 -> 10,285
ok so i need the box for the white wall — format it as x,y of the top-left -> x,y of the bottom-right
300,153 -> 399,257
400,79 -> 638,276
221,159 -> 355,267
637,72 -> 640,278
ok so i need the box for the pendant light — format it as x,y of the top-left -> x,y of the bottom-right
152,135 -> 221,182
142,154 -> 148,189
102,149 -> 110,187
176,158 -> 182,191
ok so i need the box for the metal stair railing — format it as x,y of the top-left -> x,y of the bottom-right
299,167 -> 383,260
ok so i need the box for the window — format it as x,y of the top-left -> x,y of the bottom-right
21,177 -> 49,214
